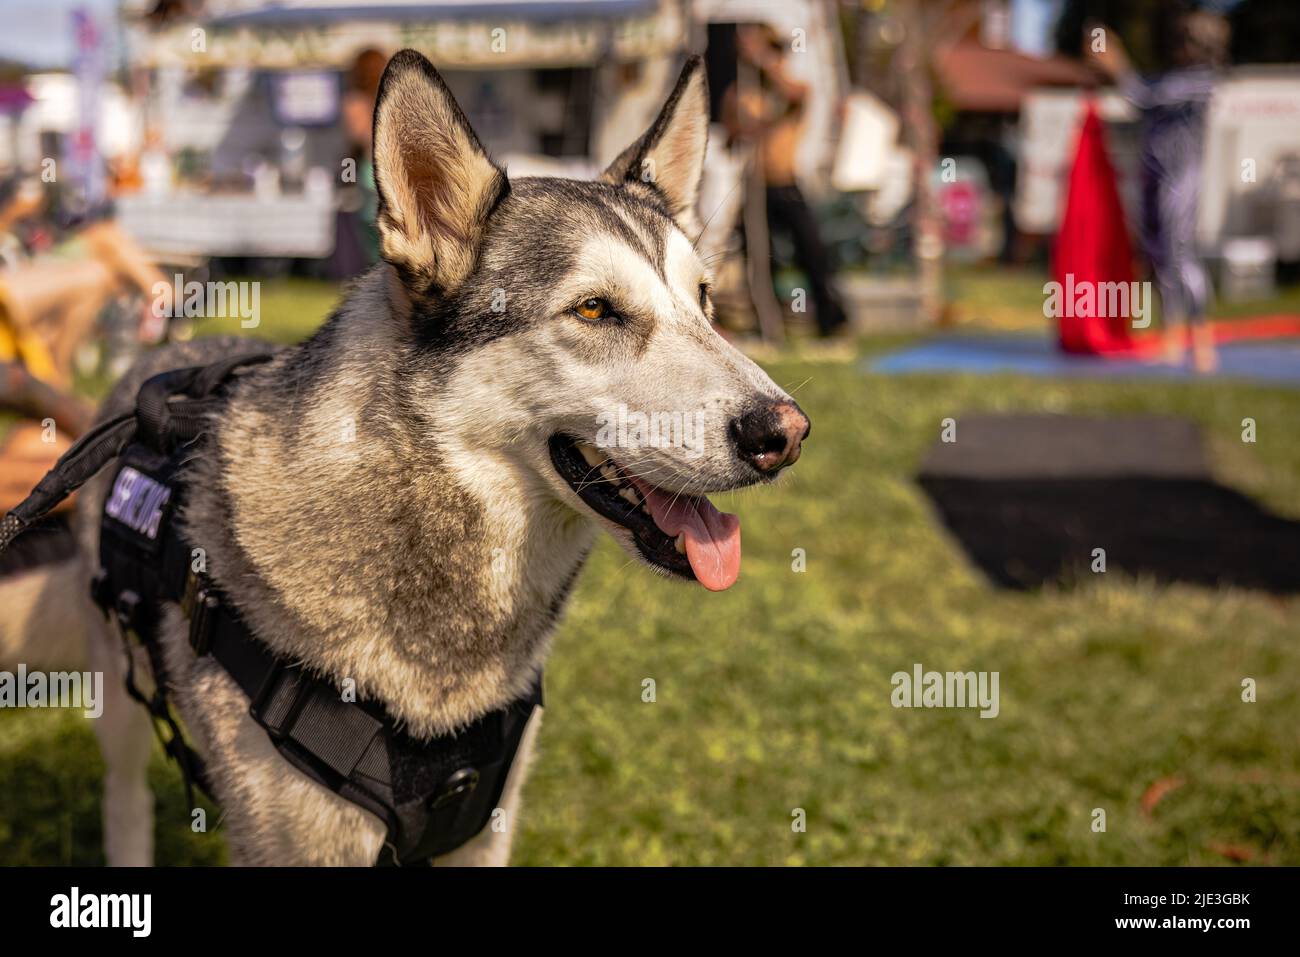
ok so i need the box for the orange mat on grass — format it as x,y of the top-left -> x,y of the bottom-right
1109,315 -> 1300,360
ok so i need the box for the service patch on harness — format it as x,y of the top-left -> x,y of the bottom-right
105,466 -> 173,541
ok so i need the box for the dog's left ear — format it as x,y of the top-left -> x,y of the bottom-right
372,49 -> 508,296
602,56 -> 709,235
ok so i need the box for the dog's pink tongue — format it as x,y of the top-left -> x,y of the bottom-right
630,478 -> 741,591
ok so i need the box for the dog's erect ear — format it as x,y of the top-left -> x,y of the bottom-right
372,49 -> 507,296
602,56 -> 709,234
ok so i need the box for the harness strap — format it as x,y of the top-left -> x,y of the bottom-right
0,514 -> 77,579
0,352 -> 273,557
173,560 -> 543,865
0,413 -> 136,553
187,587 -> 387,781
7,350 -> 542,866
174,556 -> 387,781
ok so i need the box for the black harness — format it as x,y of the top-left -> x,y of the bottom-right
0,354 -> 540,865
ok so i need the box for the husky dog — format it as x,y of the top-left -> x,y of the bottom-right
0,50 -> 808,865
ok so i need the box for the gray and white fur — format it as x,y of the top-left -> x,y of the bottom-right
0,50 -> 809,866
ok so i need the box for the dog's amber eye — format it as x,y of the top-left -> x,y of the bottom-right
698,282 -> 711,309
575,297 -> 612,321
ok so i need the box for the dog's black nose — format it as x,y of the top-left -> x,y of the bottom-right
729,400 -> 810,474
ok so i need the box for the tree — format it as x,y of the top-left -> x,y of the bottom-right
895,0 -> 949,325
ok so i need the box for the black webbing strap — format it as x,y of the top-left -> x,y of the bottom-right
171,550 -> 543,866
0,412 -> 136,554
0,514 -> 77,579
0,352 -> 272,557
190,591 -> 388,784
112,604 -> 212,812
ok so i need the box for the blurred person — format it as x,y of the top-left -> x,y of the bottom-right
0,179 -> 169,387
1088,6 -> 1230,373
0,177 -> 46,272
340,48 -> 387,268
0,361 -> 91,581
0,359 -> 91,562
725,23 -> 848,337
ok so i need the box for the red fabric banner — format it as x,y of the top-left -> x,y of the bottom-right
1052,101 -> 1140,354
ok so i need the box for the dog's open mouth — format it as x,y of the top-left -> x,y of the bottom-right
548,434 -> 741,590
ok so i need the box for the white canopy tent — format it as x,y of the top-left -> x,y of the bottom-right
132,0 -> 686,69
119,0 -> 691,259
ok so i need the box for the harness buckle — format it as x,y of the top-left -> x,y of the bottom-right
114,589 -> 141,630
181,566 -> 220,656
429,767 -> 480,810
180,566 -> 201,617
90,567 -> 111,612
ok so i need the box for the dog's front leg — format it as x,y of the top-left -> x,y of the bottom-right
212,729 -> 390,866
433,707 -> 542,867
87,614 -> 155,866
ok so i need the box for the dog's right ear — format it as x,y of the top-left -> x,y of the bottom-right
372,49 -> 507,297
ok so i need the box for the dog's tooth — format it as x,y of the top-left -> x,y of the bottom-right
600,463 -> 619,484
577,442 -> 605,467
618,486 -> 640,506
674,533 -> 687,554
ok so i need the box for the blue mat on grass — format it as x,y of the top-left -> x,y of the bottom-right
867,333 -> 1300,386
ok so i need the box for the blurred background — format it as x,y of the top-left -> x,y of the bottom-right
1,0 -> 1299,865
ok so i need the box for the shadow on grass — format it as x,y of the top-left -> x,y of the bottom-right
920,476 -> 1300,593
918,414 -> 1300,593
0,714 -> 226,865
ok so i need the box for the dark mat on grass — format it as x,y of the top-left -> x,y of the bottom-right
917,414 -> 1300,593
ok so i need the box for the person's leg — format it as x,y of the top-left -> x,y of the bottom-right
81,222 -> 169,306
0,361 -> 93,435
1156,273 -> 1188,364
1,257 -> 116,386
1140,162 -> 1188,363
1184,254 -> 1216,372
51,290 -> 114,382
82,222 -> 172,343
1165,165 -> 1216,372
766,184 -> 848,336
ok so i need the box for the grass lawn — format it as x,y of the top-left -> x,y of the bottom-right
2,273 -> 1298,865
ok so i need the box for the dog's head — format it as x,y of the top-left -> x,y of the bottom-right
373,50 -> 809,591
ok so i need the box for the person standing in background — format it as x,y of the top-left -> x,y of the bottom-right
726,24 -> 848,338
341,48 -> 387,270
1088,5 -> 1230,373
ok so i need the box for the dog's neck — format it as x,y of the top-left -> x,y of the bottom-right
183,268 -> 596,737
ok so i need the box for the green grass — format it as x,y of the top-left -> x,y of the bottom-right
515,358 -> 1300,866
2,273 -> 1298,865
